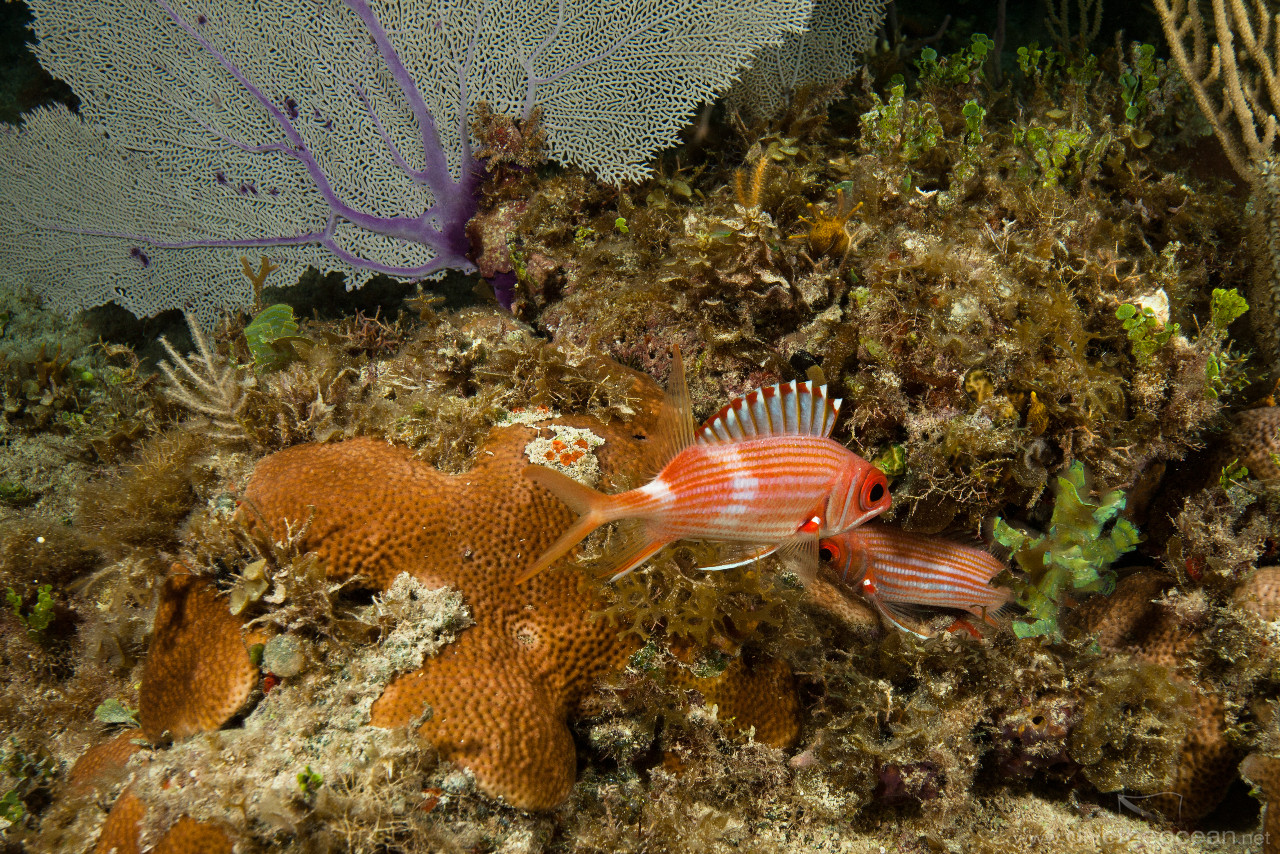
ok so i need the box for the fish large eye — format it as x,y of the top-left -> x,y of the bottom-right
819,544 -> 835,562
861,472 -> 889,510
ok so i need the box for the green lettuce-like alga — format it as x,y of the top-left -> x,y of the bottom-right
994,462 -> 1140,640
244,303 -> 308,372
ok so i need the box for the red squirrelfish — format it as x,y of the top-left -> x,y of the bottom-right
819,522 -> 1011,637
516,347 -> 891,584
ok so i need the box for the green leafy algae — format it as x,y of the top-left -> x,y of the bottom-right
995,462 -> 1140,640
244,303 -> 308,372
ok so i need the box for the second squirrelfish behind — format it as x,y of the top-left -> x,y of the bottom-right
516,347 -> 891,583
819,522 -> 1011,636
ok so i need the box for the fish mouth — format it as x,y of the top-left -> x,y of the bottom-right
834,508 -> 888,532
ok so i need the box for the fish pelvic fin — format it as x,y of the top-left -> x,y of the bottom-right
696,541 -> 783,572
868,595 -> 933,639
606,522 -> 672,581
518,465 -> 618,584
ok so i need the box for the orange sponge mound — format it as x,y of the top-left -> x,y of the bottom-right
238,371 -> 802,809
68,731 -> 143,794
138,570 -> 257,743
93,789 -> 233,854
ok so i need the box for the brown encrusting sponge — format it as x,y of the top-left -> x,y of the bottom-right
138,570 -> 257,743
1069,571 -> 1241,823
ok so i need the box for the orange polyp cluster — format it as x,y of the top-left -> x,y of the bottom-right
542,437 -> 592,466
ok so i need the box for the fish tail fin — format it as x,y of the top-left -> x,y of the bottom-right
517,466 -> 617,584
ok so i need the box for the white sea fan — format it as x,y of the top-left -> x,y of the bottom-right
0,0 -> 813,325
728,0 -> 890,122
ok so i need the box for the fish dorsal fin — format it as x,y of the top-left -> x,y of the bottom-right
696,379 -> 841,444
653,346 -> 697,466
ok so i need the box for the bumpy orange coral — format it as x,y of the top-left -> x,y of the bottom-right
93,787 -> 145,854
150,816 -> 234,854
237,373 -> 801,810
68,731 -> 142,794
92,788 -> 233,854
138,570 -> 257,743
1240,752 -> 1280,854
1234,566 -> 1280,618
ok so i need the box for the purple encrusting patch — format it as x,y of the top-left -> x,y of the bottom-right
129,247 -> 151,267
284,96 -> 298,120
490,271 -> 516,310
215,170 -> 228,185
196,13 -> 207,25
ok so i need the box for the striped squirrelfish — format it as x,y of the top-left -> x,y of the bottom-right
516,347 -> 892,584
819,522 -> 1011,637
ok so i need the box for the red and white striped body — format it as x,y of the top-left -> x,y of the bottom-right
517,348 -> 892,584
820,522 -> 1010,622
618,436 -> 887,543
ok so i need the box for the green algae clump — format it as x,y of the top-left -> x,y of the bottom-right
995,462 -> 1140,640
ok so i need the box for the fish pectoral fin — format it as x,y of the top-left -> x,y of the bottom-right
777,531 -> 820,586
695,541 -> 782,572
